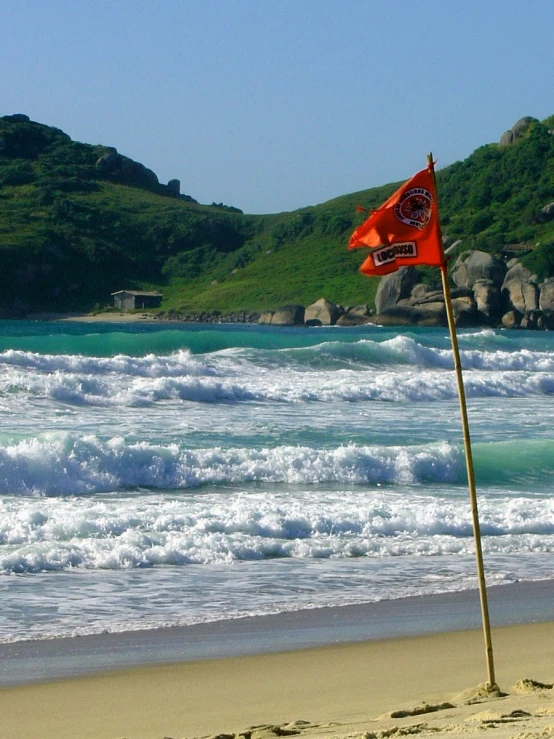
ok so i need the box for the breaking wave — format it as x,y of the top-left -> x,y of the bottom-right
0,434 -> 551,496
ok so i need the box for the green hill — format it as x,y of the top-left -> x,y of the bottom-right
0,113 -> 552,316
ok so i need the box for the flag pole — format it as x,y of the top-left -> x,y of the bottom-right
427,153 -> 497,690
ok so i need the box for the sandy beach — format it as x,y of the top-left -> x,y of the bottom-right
1,582 -> 553,739
24,311 -> 161,323
0,620 -> 553,739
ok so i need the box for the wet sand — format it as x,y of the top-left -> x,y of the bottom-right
0,583 -> 553,739
0,621 -> 553,739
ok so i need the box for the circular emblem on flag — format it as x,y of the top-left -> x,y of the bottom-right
393,187 -> 433,230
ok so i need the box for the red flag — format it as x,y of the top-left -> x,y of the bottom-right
348,166 -> 444,276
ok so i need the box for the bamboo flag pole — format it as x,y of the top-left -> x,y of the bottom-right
427,153 -> 497,689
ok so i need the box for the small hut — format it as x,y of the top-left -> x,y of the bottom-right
111,290 -> 162,311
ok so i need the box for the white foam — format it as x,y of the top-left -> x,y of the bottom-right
1,487 -> 552,574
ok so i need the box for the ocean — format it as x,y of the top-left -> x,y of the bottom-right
0,320 -> 553,646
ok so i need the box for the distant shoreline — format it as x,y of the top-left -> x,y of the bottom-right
22,310 -> 261,324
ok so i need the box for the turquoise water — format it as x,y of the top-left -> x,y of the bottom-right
0,320 -> 552,642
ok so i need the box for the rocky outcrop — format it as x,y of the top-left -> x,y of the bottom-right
252,255 -> 553,330
451,250 -> 506,289
472,280 -> 501,322
375,268 -> 419,313
167,179 -> 181,196
501,278 -> 539,314
258,304 -> 305,326
96,149 -> 159,189
370,302 -> 446,327
539,279 -> 554,313
363,248 -> 552,330
502,260 -> 536,284
502,310 -> 523,329
451,295 -> 478,327
304,298 -> 342,326
499,116 -> 538,146
336,305 -> 372,326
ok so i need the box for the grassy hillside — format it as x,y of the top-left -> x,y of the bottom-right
0,113 -> 552,315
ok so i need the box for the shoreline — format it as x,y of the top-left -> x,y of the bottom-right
1,579 -> 553,688
1,620 -> 553,739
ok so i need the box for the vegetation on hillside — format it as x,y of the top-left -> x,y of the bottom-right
0,113 -> 552,315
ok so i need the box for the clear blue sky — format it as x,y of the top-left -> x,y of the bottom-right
2,0 -> 553,214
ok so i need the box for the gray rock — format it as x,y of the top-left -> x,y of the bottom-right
375,267 -> 418,313
408,287 -> 471,307
520,310 -> 543,330
273,304 -> 305,325
304,298 -> 341,326
501,310 -> 523,329
539,278 -> 554,313
410,283 -> 432,300
499,130 -> 514,146
167,179 -> 180,196
452,296 -> 477,327
336,305 -> 372,326
370,302 -> 446,327
511,116 -> 537,137
502,261 -> 536,287
96,150 -> 159,189
537,312 -> 554,330
540,202 -> 554,219
499,116 -> 537,145
451,250 -> 506,289
472,280 -> 501,322
502,278 -> 539,314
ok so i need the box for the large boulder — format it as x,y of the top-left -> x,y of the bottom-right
408,287 -> 472,306
374,267 -> 418,313
258,305 -> 305,326
452,296 -> 478,327
539,279 -> 554,313
96,149 -> 159,189
502,310 -> 523,329
537,312 -> 554,330
370,302 -> 446,327
472,280 -> 502,323
336,305 -> 372,326
501,261 -> 536,287
304,298 -> 341,326
451,250 -> 506,289
167,179 -> 181,196
540,202 -> 554,220
502,278 -> 539,314
499,116 -> 537,146
520,310 -> 544,330
410,283 -> 432,300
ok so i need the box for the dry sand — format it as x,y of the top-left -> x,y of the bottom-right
25,311 -> 159,322
0,621 -> 553,739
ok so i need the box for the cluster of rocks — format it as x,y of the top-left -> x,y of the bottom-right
95,149 -> 195,201
258,298 -> 372,327
157,310 -> 260,323
253,251 -> 554,330
370,250 -> 554,329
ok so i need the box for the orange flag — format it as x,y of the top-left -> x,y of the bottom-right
348,166 -> 444,276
